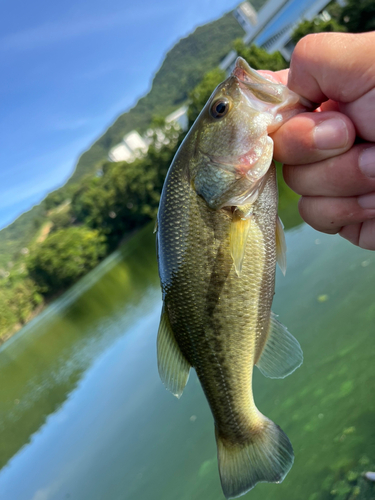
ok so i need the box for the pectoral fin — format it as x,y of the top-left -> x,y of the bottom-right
256,312 -> 303,379
230,213 -> 252,277
276,216 -> 287,275
157,304 -> 190,398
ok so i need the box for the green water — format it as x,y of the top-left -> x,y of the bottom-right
0,222 -> 374,500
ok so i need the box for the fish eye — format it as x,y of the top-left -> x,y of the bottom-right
210,98 -> 231,119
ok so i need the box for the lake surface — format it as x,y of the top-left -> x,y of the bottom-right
0,221 -> 374,500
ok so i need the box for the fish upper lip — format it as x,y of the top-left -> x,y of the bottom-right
235,74 -> 318,113
232,56 -> 318,110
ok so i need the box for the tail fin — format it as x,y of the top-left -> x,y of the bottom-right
215,417 -> 294,499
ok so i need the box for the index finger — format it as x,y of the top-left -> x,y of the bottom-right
288,32 -> 375,104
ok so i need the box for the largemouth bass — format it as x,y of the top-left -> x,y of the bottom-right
156,58 -> 311,498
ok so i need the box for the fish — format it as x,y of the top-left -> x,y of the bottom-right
155,57 -> 312,499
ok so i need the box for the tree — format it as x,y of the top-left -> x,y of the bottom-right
292,17 -> 346,45
340,0 -> 375,33
71,122 -> 182,250
233,40 -> 288,72
50,209 -> 72,232
44,190 -> 66,211
71,177 -> 109,230
27,227 -> 106,295
187,68 -> 226,126
0,289 -> 18,338
7,280 -> 42,325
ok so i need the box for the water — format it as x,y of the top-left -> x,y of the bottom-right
0,222 -> 374,500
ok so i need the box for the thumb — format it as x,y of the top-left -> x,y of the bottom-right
270,111 -> 355,165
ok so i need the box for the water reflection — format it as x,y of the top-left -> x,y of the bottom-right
0,225 -> 159,471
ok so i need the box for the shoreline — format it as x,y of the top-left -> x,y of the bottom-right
0,226 -> 142,348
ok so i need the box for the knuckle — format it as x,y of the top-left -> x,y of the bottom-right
298,197 -> 317,226
298,196 -> 341,234
358,219 -> 375,250
273,116 -> 316,164
283,165 -> 301,193
293,34 -> 316,62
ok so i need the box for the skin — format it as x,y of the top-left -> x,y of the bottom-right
261,32 -> 375,250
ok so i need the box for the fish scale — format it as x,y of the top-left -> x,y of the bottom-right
159,154 -> 277,436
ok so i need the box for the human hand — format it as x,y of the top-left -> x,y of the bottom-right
266,32 -> 375,250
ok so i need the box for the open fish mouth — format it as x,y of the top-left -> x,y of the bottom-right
232,57 -> 317,126
233,58 -> 286,105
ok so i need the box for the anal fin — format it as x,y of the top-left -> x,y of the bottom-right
256,312 -> 303,379
157,304 -> 190,398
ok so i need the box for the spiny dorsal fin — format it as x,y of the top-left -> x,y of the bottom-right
230,213 -> 252,277
256,312 -> 303,379
157,305 -> 190,398
276,216 -> 287,275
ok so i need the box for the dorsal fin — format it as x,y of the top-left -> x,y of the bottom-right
157,305 -> 190,398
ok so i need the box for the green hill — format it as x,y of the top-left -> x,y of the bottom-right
67,11 -> 244,185
2,2 -> 290,342
0,10 -> 244,268
0,204 -> 45,269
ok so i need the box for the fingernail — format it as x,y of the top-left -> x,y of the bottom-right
358,192 -> 375,210
359,147 -> 375,178
314,118 -> 348,150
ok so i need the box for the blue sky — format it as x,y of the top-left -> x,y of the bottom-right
0,0 -> 240,230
